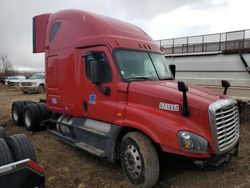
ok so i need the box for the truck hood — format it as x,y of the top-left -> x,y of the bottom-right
127,80 -> 222,111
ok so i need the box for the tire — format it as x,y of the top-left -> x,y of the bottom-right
11,101 -> 25,126
0,138 -> 13,166
38,84 -> 45,94
7,134 -> 36,162
23,103 -> 42,131
37,102 -> 50,131
37,102 -> 50,120
23,100 -> 35,105
0,127 -> 6,140
120,132 -> 159,188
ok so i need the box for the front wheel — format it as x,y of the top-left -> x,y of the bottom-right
120,131 -> 160,188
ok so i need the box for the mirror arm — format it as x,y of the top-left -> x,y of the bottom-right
221,80 -> 230,95
96,85 -> 110,96
223,87 -> 228,95
178,81 -> 190,117
182,91 -> 190,117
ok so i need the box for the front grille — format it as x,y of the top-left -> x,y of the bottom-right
209,99 -> 240,154
21,82 -> 32,86
8,81 -> 20,86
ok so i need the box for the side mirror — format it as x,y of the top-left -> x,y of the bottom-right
170,64 -> 176,78
90,60 -> 104,84
221,80 -> 230,95
178,81 -> 188,92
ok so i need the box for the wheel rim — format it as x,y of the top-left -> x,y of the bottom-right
24,111 -> 31,128
124,144 -> 142,179
13,106 -> 18,122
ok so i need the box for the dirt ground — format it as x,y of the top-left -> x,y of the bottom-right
0,84 -> 250,188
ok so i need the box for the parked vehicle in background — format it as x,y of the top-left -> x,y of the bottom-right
7,76 -> 26,86
4,77 -> 10,85
4,77 -> 9,85
0,77 -> 8,84
20,73 -> 45,94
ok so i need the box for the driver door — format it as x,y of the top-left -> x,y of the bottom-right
80,46 -> 117,123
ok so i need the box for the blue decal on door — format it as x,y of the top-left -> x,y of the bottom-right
89,92 -> 96,104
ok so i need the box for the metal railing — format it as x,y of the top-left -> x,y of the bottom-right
156,29 -> 250,54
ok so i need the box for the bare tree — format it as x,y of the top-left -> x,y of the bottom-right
0,54 -> 13,76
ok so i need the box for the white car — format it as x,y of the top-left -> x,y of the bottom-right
7,76 -> 26,86
20,73 -> 45,94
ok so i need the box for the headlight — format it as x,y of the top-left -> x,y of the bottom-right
178,131 -> 208,153
31,82 -> 37,86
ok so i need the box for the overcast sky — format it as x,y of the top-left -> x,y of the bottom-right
1,0 -> 250,70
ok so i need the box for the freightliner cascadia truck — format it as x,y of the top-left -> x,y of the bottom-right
11,10 -> 240,187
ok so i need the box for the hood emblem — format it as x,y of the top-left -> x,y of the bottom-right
159,102 -> 179,111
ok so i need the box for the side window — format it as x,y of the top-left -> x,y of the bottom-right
49,22 -> 61,42
85,52 -> 112,83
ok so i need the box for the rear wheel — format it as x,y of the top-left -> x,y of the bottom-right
37,102 -> 50,130
37,102 -> 50,120
0,138 -> 13,166
7,134 -> 36,162
23,100 -> 35,105
38,85 -> 45,94
120,132 -> 160,188
11,101 -> 25,126
23,103 -> 42,131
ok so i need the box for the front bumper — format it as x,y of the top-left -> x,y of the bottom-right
21,86 -> 39,93
8,82 -> 20,86
193,141 -> 239,167
161,136 -> 239,160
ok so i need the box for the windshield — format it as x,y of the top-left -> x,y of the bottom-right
114,50 -> 173,81
30,74 -> 44,79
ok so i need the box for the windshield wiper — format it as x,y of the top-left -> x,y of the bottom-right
126,76 -> 152,81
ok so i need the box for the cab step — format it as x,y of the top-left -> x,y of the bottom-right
75,142 -> 106,157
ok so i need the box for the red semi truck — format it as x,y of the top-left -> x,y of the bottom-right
12,10 -> 239,187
